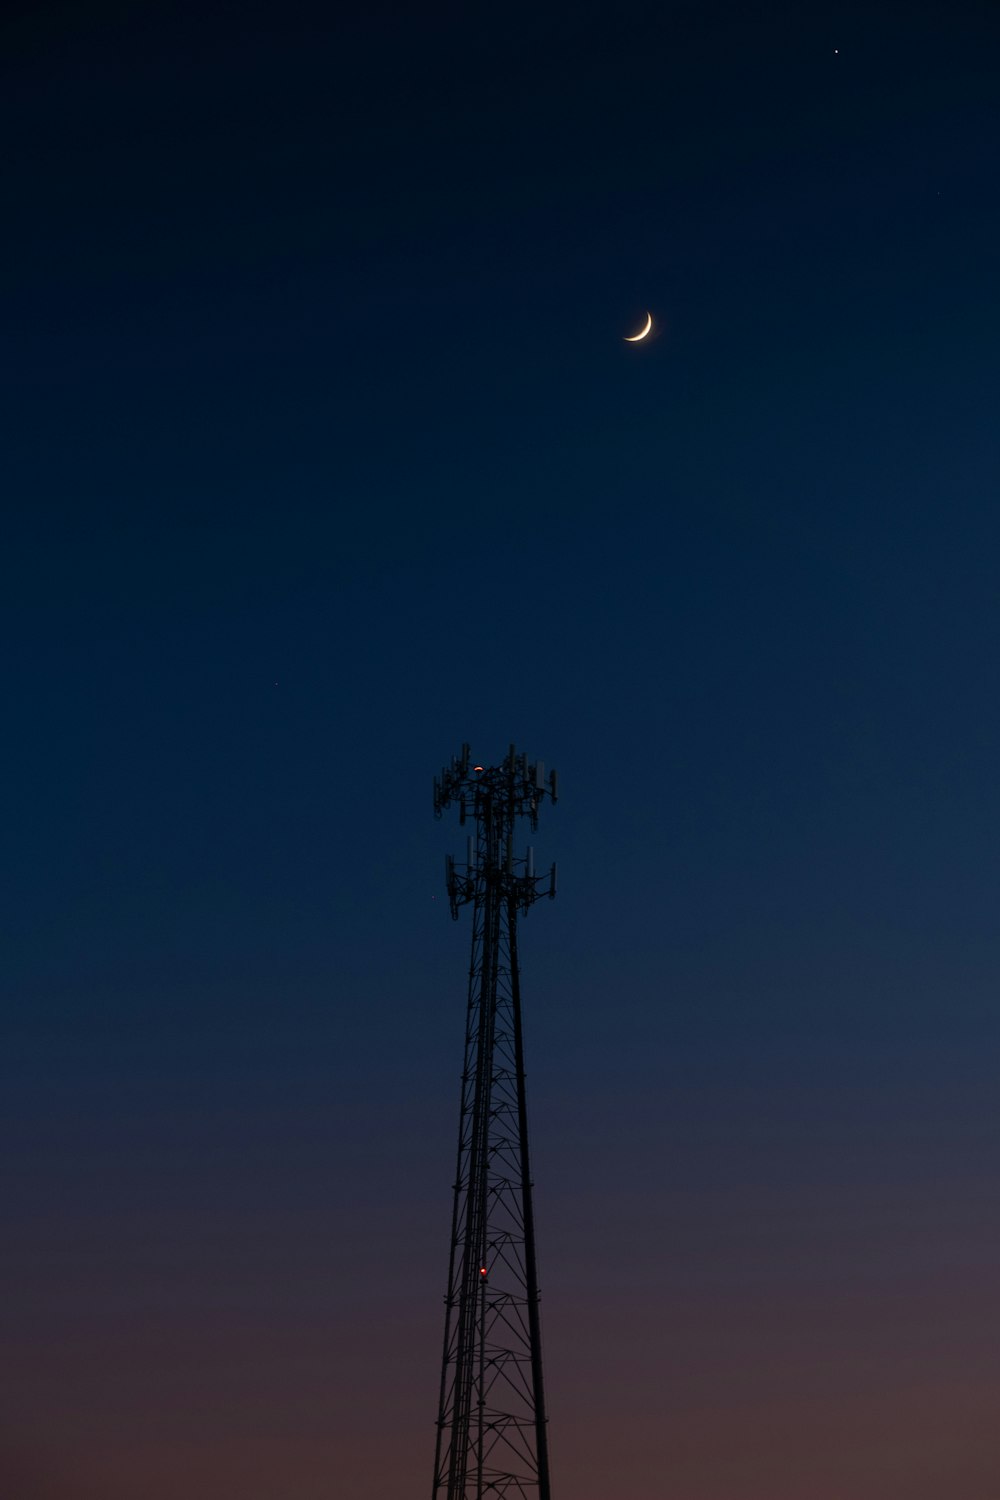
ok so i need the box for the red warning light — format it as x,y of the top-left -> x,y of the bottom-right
480,1266 -> 487,1277
473,766 -> 484,774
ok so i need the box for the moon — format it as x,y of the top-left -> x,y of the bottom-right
624,311 -> 653,342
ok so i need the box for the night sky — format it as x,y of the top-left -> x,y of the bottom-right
4,2 -> 1000,1496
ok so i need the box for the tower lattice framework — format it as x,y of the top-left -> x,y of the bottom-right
431,744 -> 558,1500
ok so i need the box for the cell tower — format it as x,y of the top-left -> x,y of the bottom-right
431,743 -> 558,1500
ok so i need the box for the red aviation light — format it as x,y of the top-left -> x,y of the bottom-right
473,765 -> 484,774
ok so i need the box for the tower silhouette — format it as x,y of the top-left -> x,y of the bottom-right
431,744 -> 558,1500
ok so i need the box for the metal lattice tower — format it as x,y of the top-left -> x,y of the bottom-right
431,743 -> 558,1500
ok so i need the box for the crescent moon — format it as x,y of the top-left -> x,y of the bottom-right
624,312 -> 653,342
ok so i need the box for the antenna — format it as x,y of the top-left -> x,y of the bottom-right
431,746 -> 558,1500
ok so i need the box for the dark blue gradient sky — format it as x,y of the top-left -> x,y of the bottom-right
4,2 -> 1000,1495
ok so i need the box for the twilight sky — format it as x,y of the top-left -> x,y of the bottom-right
3,2 -> 1000,1496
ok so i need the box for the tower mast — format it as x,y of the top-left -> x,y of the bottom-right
432,743 -> 558,1500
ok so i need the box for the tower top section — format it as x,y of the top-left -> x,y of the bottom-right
435,744 -> 558,919
434,743 -> 558,831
